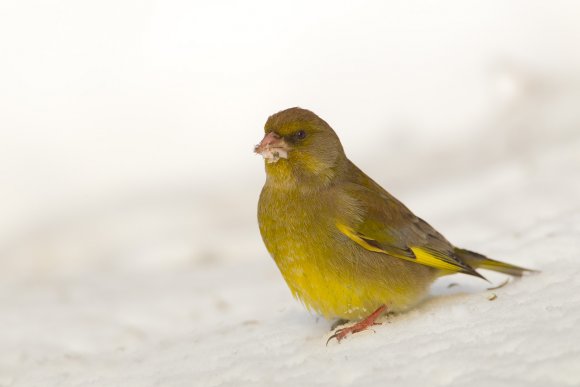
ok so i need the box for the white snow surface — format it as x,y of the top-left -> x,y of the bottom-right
2,1 -> 580,386
1,138 -> 580,387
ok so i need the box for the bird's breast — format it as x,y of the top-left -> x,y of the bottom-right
257,185 -> 432,319
258,186 -> 370,318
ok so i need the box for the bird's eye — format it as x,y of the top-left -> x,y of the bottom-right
294,130 -> 307,140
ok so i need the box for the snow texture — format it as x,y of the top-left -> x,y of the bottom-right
2,1 -> 580,386
1,138 -> 579,387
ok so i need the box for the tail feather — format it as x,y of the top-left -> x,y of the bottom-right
454,248 -> 537,277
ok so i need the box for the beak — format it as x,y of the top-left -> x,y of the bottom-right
254,132 -> 289,163
254,132 -> 283,153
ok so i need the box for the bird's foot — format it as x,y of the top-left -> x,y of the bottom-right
326,305 -> 387,345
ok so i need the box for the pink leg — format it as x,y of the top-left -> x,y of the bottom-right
326,305 -> 387,345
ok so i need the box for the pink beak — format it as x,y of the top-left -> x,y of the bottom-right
254,132 -> 285,154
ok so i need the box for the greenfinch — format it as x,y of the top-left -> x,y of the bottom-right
255,107 -> 532,343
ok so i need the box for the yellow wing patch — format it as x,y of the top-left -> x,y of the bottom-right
336,222 -> 468,273
410,247 -> 464,272
336,222 -> 385,254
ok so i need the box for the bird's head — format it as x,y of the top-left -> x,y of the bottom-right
255,107 -> 347,187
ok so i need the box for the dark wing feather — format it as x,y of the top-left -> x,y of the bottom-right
336,161 -> 484,279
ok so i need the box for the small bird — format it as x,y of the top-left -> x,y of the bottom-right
255,107 -> 533,343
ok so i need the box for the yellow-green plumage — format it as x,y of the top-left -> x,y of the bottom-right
257,107 -> 531,321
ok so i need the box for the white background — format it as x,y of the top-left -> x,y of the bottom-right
1,1 -> 579,386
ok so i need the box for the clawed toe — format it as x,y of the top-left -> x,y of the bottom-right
326,305 -> 387,345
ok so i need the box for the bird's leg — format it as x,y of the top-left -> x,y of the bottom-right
330,319 -> 350,331
326,305 -> 387,345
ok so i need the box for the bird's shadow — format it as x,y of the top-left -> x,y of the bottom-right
411,271 -> 514,313
436,269 -> 517,294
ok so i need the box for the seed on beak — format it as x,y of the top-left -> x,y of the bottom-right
254,132 -> 289,163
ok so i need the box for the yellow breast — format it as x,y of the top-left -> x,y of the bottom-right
258,187 -> 430,320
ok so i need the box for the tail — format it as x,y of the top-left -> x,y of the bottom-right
454,248 -> 537,277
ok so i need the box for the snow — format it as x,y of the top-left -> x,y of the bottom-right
1,138 -> 580,386
2,1 -> 580,386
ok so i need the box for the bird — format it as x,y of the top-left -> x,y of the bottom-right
255,107 -> 533,343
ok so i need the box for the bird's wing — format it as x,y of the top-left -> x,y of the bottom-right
336,172 -> 483,278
